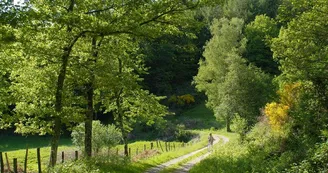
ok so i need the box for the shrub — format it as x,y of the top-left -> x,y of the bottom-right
231,114 -> 248,142
288,142 -> 328,173
167,94 -> 195,108
71,121 -> 122,153
175,124 -> 195,142
51,154 -> 131,173
264,102 -> 289,132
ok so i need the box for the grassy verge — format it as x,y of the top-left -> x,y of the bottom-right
1,131 -> 208,172
189,131 -> 250,173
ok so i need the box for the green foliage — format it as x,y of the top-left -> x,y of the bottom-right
222,0 -> 281,23
272,0 -> 328,148
191,120 -> 292,173
231,114 -> 247,142
174,124 -> 196,142
194,17 -> 273,131
246,116 -> 285,154
288,142 -> 328,173
223,0 -> 251,21
71,121 -> 122,153
272,0 -> 328,85
1,0 -> 199,164
245,14 -> 280,74
51,155 -> 131,173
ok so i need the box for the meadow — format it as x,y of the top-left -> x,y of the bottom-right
0,103 -> 229,173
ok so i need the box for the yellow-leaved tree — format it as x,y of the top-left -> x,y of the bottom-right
264,82 -> 301,132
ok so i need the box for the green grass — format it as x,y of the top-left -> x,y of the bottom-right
159,129 -> 238,173
1,103 -> 227,173
1,131 -> 208,172
174,103 -> 224,130
2,145 -> 76,172
0,135 -> 72,152
113,131 -> 210,172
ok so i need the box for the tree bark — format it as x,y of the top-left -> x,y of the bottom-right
49,1 -> 77,166
84,82 -> 94,157
123,136 -> 128,156
226,116 -> 232,132
50,47 -> 69,167
84,36 -> 102,157
49,117 -> 61,167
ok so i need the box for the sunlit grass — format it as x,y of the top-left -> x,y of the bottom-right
1,103 -> 225,172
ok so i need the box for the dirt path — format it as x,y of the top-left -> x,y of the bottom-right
174,135 -> 229,173
144,135 -> 229,173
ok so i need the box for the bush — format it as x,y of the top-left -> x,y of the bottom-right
288,142 -> 328,173
175,124 -> 196,142
168,94 -> 195,108
71,121 -> 122,153
51,154 -> 131,173
231,114 -> 247,142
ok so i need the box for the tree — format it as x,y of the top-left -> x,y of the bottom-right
4,0 -> 199,166
194,17 -> 272,132
0,0 -> 28,130
271,0 -> 328,142
245,15 -> 280,75
97,36 -> 167,156
223,0 -> 282,24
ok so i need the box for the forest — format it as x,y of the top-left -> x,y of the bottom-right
0,0 -> 328,172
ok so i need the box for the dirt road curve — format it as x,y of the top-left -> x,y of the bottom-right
145,135 -> 229,173
174,135 -> 229,173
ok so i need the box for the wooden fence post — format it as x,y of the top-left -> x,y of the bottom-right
128,148 -> 131,157
156,141 -> 159,148
62,151 -> 64,163
37,148 -> 41,173
159,141 -> 164,152
144,144 -> 146,151
173,143 -> 175,150
150,142 -> 153,150
165,142 -> 168,152
0,152 -> 4,173
116,148 -> 119,155
24,147 -> 28,173
13,158 -> 17,173
5,153 -> 11,172
75,151 -> 78,161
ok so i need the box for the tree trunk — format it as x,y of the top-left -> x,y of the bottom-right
84,82 -> 93,157
50,49 -> 69,167
84,37 -> 99,157
49,117 -> 61,167
123,136 -> 128,156
226,116 -> 232,132
49,0 -> 76,167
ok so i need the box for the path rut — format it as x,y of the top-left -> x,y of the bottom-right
145,135 -> 229,173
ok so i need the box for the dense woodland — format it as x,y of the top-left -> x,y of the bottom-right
1,0 -> 328,172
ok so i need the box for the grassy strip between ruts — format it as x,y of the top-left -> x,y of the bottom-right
159,129 -> 238,173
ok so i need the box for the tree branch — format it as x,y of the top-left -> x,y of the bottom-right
85,5 -> 115,14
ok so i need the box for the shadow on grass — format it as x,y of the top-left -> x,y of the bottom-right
175,103 -> 225,130
0,135 -> 72,152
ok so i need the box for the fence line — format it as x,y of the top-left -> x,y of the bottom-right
0,140 -> 193,173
